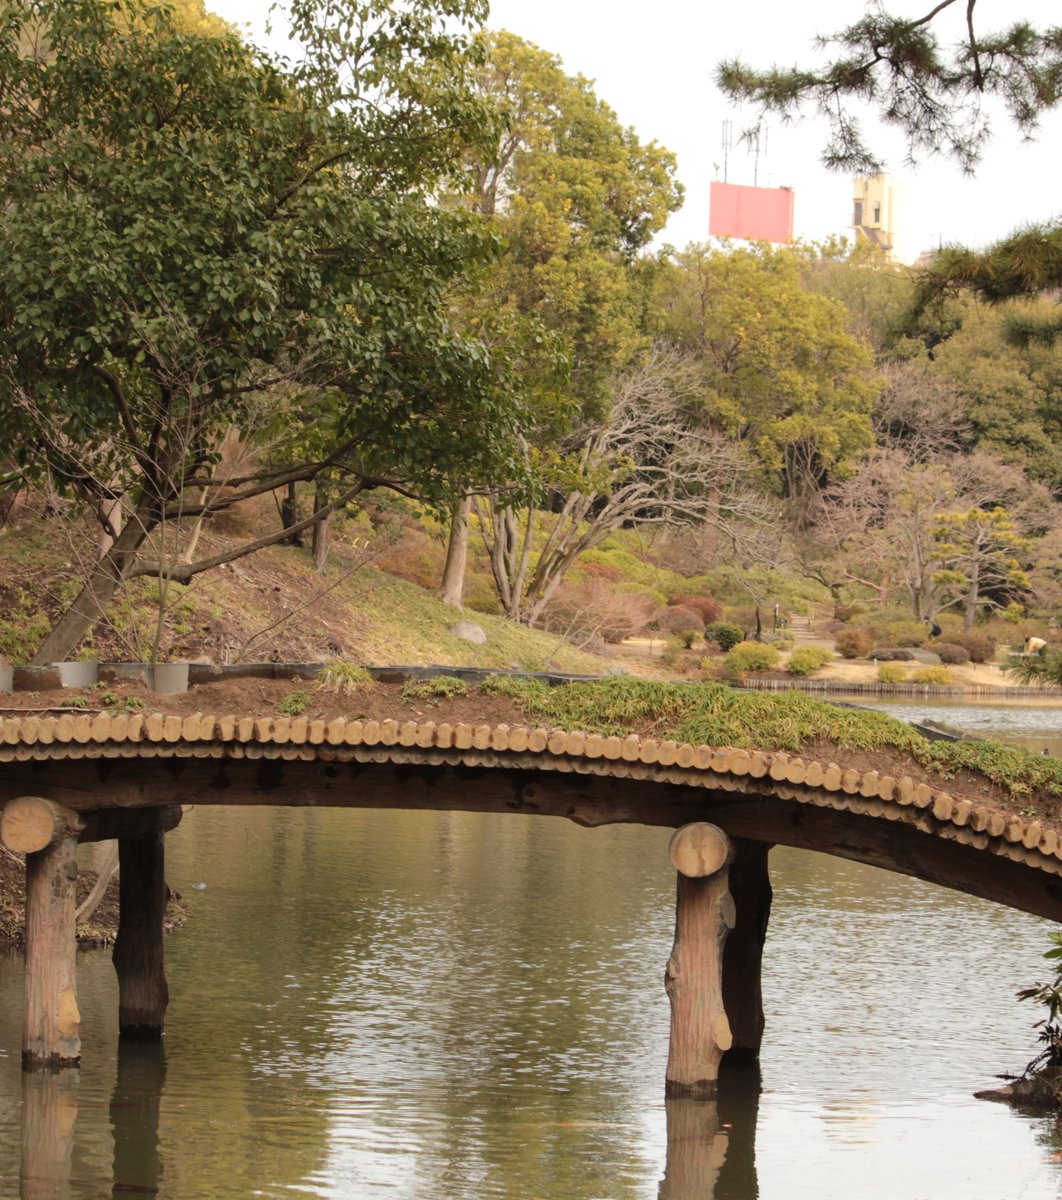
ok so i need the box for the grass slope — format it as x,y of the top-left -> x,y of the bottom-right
0,508 -> 609,675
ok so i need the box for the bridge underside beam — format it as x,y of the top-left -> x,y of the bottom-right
2,758 -> 1061,920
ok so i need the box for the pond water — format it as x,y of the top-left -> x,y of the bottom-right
1,701 -> 1061,1198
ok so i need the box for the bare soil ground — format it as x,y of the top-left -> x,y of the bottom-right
0,846 -> 186,948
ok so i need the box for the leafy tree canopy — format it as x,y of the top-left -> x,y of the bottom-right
460,31 -> 682,431
0,0 -> 525,661
652,245 -> 879,505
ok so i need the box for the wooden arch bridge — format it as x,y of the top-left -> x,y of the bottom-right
3,707 -> 1061,1098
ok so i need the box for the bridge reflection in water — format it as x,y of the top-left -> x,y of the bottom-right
17,1055 -> 761,1199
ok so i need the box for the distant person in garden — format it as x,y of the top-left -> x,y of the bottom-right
1024,637 -> 1048,656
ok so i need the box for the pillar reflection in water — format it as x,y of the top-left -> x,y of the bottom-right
110,1036 -> 166,1198
658,1063 -> 760,1200
20,1068 -> 78,1200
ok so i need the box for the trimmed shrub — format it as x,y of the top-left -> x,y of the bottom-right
667,594 -> 723,626
705,621 -> 744,652
787,646 -> 832,676
724,641 -> 781,675
867,647 -> 915,661
835,628 -> 873,659
933,642 -> 971,665
949,632 -> 996,663
884,619 -> 930,647
913,666 -> 951,685
834,603 -> 867,623
877,663 -> 907,684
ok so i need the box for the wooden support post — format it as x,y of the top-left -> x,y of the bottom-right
665,822 -> 734,1099
6,799 -> 85,1070
19,1068 -> 79,1198
113,823 -> 169,1038
722,839 -> 773,1062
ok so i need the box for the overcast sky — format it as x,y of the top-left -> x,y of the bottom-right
212,0 -> 1061,261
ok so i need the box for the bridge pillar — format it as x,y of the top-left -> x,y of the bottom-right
113,821 -> 170,1038
665,822 -> 734,1098
722,840 -> 773,1062
1,797 -> 84,1069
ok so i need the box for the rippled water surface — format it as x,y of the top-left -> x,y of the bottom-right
2,702 -> 1062,1198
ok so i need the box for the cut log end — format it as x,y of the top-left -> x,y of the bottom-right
2,797 -> 83,854
669,822 -> 732,879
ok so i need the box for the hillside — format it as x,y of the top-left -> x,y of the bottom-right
0,498 -> 620,676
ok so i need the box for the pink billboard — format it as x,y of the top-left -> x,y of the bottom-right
709,182 -> 794,244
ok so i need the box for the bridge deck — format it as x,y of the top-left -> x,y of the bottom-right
1,705 -> 1061,920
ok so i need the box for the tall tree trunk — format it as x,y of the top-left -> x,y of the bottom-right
30,511 -> 153,665
280,481 -> 303,547
311,479 -> 331,573
438,496 -> 471,608
964,560 -> 981,633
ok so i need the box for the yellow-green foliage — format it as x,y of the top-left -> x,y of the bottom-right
877,663 -> 907,684
0,604 -> 50,663
578,540 -> 695,599
913,666 -> 952,685
724,641 -> 781,675
786,646 -> 832,676
317,662 -> 374,694
400,675 -> 468,703
278,688 -> 311,716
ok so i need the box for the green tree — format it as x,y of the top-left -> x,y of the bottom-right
437,31 -> 682,608
0,0 -> 522,662
653,244 -> 879,526
794,238 -> 915,352
932,506 -> 1033,630
930,300 -> 1062,490
912,224 -> 1062,347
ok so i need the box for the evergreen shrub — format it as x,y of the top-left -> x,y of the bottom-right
705,621 -> 744,652
913,666 -> 951,685
950,632 -> 996,663
786,646 -> 832,676
724,641 -> 781,675
877,664 -> 907,684
667,594 -> 722,626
